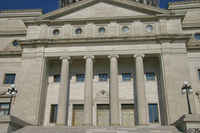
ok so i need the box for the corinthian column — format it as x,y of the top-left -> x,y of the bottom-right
57,56 -> 71,126
108,55 -> 120,126
84,55 -> 94,127
134,54 -> 148,125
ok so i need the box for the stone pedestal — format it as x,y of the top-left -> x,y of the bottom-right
175,114 -> 200,133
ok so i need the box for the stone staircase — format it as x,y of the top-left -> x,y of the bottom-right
14,126 -> 182,133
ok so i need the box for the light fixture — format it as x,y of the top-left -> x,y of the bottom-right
7,84 -> 18,115
181,81 -> 193,114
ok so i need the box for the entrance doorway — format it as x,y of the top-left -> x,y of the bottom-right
96,104 -> 110,127
121,104 -> 135,127
72,104 -> 84,127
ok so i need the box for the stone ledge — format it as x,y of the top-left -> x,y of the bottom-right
17,34 -> 191,46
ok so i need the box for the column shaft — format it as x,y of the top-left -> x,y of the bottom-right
135,54 -> 148,125
109,55 -> 120,126
84,56 -> 94,126
57,56 -> 71,125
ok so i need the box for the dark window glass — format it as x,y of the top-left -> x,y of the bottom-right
53,29 -> 60,35
49,104 -> 58,123
99,73 -> 108,81
12,40 -> 19,46
4,73 -> 16,84
194,33 -> 200,40
148,104 -> 159,123
53,74 -> 61,82
146,72 -> 155,81
122,26 -> 129,33
75,28 -> 82,34
198,69 -> 200,80
98,27 -> 106,33
146,25 -> 153,32
0,103 -> 10,116
122,73 -> 131,81
76,74 -> 85,82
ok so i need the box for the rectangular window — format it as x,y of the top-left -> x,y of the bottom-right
198,69 -> 200,80
76,74 -> 85,82
99,73 -> 108,81
145,72 -> 155,81
49,104 -> 58,123
0,103 -> 10,116
53,74 -> 60,82
122,73 -> 131,81
4,73 -> 16,84
148,104 -> 159,123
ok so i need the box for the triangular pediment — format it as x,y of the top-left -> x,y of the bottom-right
38,0 -> 169,20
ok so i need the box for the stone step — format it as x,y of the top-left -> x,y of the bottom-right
14,126 -> 182,133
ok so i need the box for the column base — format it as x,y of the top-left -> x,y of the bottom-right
110,123 -> 120,127
82,123 -> 93,128
56,123 -> 67,126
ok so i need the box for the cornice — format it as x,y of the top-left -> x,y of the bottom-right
17,34 -> 191,46
0,30 -> 26,36
0,9 -> 42,13
182,23 -> 200,29
169,1 -> 200,10
0,51 -> 22,56
0,9 -> 43,18
24,14 -> 184,26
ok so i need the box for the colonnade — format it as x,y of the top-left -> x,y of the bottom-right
56,54 -> 148,126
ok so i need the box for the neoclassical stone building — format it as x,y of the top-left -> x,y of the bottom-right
0,0 -> 200,132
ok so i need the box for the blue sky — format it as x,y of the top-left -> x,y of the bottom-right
0,0 -> 182,13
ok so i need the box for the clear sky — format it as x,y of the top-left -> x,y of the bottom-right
0,0 -> 183,13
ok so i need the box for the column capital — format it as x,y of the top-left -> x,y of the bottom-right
133,54 -> 145,58
108,54 -> 119,59
60,56 -> 71,60
84,55 -> 94,59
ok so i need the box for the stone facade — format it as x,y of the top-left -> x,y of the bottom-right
0,0 -> 200,132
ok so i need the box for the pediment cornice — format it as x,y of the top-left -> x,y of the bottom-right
24,14 -> 184,26
37,0 -> 170,20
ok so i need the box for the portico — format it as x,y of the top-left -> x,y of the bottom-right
31,49 -> 164,127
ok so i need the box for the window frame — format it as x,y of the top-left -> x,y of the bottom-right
76,74 -> 85,82
145,72 -> 155,81
3,73 -> 16,84
0,103 -> 10,116
122,73 -> 132,81
148,103 -> 159,124
53,74 -> 61,83
194,33 -> 200,40
98,73 -> 108,82
49,104 -> 58,123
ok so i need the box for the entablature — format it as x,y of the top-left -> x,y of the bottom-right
18,34 -> 191,46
